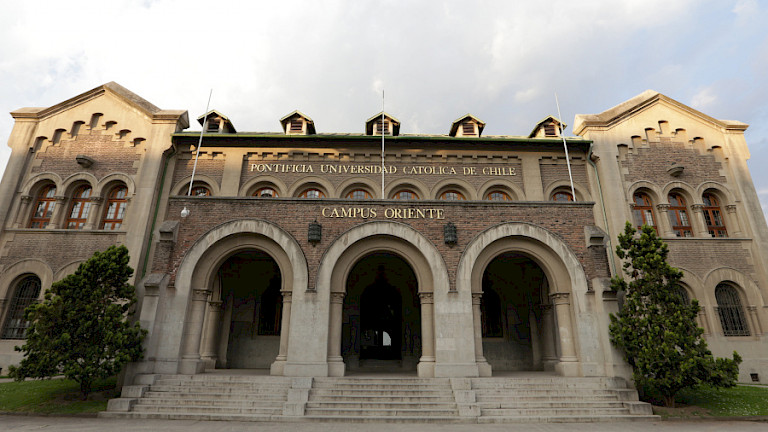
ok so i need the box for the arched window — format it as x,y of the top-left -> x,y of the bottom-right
66,185 -> 92,229
102,186 -> 128,230
29,185 -> 57,228
702,193 -> 728,237
632,192 -> 655,229
253,187 -> 278,198
481,288 -> 503,337
486,191 -> 511,201
551,191 -> 574,202
190,186 -> 211,196
668,193 -> 692,237
439,190 -> 465,201
672,285 -> 690,305
715,283 -> 750,336
392,190 -> 419,200
298,188 -> 325,198
2,275 -> 41,339
346,189 -> 372,199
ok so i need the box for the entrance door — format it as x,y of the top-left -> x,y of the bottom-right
342,252 -> 420,372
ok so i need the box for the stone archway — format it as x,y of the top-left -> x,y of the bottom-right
167,219 -> 307,375
457,222 -> 590,377
314,221 -> 449,378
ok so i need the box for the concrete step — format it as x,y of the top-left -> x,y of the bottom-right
132,404 -> 282,415
138,397 -> 285,408
148,385 -> 289,394
143,391 -> 287,401
308,395 -> 456,403
299,415 -> 473,424
303,408 -> 458,417
309,389 -> 448,397
481,407 -> 631,416
311,383 -> 451,390
154,379 -> 290,388
477,401 -> 626,409
476,394 -> 619,402
306,401 -> 458,410
475,389 -> 617,397
471,377 -> 626,387
99,411 -> 280,422
477,415 -> 660,423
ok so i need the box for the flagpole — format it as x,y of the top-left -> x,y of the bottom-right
555,93 -> 576,201
181,89 -> 212,218
381,90 -> 385,199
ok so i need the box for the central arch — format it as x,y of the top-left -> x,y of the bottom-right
316,221 -> 448,377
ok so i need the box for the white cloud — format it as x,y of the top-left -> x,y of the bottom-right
691,87 -> 718,111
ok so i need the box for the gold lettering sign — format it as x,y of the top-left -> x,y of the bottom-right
250,163 -> 515,177
322,207 -> 445,220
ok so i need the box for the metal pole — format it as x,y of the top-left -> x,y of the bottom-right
187,89 -> 213,196
555,93 -> 576,201
381,90 -> 385,199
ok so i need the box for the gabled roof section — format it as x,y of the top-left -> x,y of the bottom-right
197,110 -> 236,133
280,110 -> 316,135
573,90 -> 748,135
365,112 -> 401,136
10,81 -> 189,127
529,115 -> 566,138
449,114 -> 486,137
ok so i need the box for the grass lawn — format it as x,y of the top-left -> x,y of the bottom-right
653,384 -> 768,418
0,376 -> 117,415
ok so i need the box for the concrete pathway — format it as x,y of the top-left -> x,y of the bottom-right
0,416 -> 766,432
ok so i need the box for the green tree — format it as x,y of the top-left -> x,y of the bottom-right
9,245 -> 146,399
609,222 -> 741,407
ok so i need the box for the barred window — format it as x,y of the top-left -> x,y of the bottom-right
672,285 -> 690,305
2,276 -> 41,339
715,283 -> 750,336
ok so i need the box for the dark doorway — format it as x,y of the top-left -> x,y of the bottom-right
342,252 -> 420,372
216,250 -> 282,369
481,252 -> 555,371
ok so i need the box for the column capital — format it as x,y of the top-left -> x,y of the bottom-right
330,292 -> 345,303
208,300 -> 224,311
725,204 -> 738,213
550,292 -> 570,305
90,196 -> 104,204
281,291 -> 293,302
690,204 -> 704,213
540,303 -> 553,312
54,195 -> 67,202
471,292 -> 482,305
419,292 -> 434,304
20,194 -> 32,204
191,288 -> 212,301
656,203 -> 670,211
747,305 -> 758,312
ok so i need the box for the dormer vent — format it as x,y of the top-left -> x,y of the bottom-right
529,115 -> 566,138
449,114 -> 485,137
280,110 -> 316,135
197,110 -> 236,133
366,112 -> 400,136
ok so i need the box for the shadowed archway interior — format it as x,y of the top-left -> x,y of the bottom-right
481,252 -> 555,371
342,252 -> 421,373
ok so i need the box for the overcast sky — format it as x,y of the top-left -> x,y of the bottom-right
1,0 -> 766,222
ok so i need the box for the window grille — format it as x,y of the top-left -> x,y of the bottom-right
2,276 -> 41,339
715,283 -> 750,336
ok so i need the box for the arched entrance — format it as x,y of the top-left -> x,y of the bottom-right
342,252 -> 421,372
480,252 -> 556,371
208,250 -> 283,369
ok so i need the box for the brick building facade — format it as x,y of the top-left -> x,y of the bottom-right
0,83 -> 766,385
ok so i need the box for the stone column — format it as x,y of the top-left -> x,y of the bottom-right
201,300 -> 224,369
654,204 -> 675,237
698,310 -> 711,336
179,288 -> 211,374
327,292 -> 346,376
747,306 -> 762,335
689,204 -> 710,237
0,298 -> 7,330
83,196 -> 103,230
47,196 -> 67,229
471,293 -> 491,376
550,292 -> 578,376
418,292 -> 436,377
271,291 -> 293,375
540,304 -> 558,370
724,205 -> 743,236
13,195 -> 32,228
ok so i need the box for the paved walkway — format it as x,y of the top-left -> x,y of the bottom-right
0,416 -> 767,432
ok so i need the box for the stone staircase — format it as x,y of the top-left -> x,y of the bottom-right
100,372 -> 658,423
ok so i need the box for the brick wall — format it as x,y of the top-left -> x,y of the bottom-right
621,140 -> 726,187
0,231 -> 123,274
